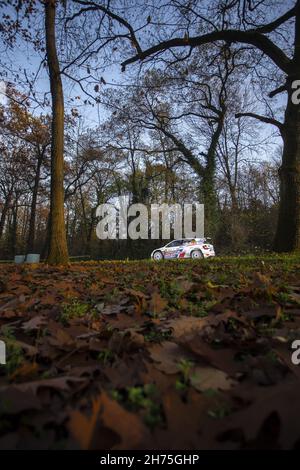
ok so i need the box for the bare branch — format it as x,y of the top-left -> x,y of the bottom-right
235,112 -> 283,132
252,6 -> 296,34
71,0 -> 143,54
122,29 -> 292,74
269,83 -> 287,98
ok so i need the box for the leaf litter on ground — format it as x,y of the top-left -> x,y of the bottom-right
0,254 -> 300,449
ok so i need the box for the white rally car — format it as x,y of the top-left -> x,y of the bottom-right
151,238 -> 215,260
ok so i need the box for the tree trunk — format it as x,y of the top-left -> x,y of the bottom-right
229,190 -> 241,246
41,213 -> 51,260
45,0 -> 69,264
0,191 -> 12,240
201,107 -> 225,237
79,185 -> 89,246
26,150 -> 43,253
274,3 -> 300,252
274,90 -> 300,251
86,206 -> 97,255
9,197 -> 18,257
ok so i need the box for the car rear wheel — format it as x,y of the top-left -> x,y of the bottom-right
191,249 -> 204,259
153,250 -> 164,261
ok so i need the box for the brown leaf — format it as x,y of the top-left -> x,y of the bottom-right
97,304 -> 125,315
22,315 -> 47,331
177,331 -> 240,374
149,291 -> 168,316
69,392 -> 150,449
204,382 -> 300,449
0,294 -> 26,316
149,341 -> 193,374
10,361 -> 39,381
68,395 -> 102,449
99,392 -> 150,449
0,376 -> 87,395
0,387 -> 41,414
166,316 -> 208,339
190,366 -> 236,392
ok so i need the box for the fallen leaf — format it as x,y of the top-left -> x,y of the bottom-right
149,291 -> 168,316
149,341 -> 193,374
99,392 -> 151,449
190,366 -> 236,392
22,315 -> 47,331
68,395 -> 102,449
69,392 -> 150,449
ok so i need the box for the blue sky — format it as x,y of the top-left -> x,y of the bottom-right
0,0 -> 289,160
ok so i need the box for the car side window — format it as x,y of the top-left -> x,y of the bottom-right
167,240 -> 182,248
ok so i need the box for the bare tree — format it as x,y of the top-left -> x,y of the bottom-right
114,0 -> 300,251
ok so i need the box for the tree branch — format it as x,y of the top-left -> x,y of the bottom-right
269,83 -> 287,98
252,6 -> 296,34
121,29 -> 292,74
71,0 -> 142,54
235,112 -> 283,132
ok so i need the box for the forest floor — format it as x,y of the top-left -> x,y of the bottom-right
0,255 -> 300,450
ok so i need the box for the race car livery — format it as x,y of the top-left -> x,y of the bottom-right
151,238 -> 215,260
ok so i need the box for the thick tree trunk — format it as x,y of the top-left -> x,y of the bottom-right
0,191 -> 12,240
274,3 -> 300,252
26,151 -> 43,253
45,0 -> 69,264
274,87 -> 300,251
9,197 -> 18,257
201,108 -> 225,237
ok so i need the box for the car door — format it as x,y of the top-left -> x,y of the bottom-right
163,240 -> 183,258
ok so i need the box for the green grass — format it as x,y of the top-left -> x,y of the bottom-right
59,299 -> 91,325
111,384 -> 164,429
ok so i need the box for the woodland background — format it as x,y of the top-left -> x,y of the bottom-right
0,0 -> 287,261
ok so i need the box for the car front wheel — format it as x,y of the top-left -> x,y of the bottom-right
153,250 -> 164,261
191,249 -> 204,259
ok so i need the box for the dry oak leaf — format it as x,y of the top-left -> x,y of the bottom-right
123,288 -> 147,299
48,328 -> 75,348
203,381 -> 300,449
68,394 -> 102,449
0,294 -> 26,316
190,366 -> 236,392
100,392 -> 150,449
22,315 -> 47,331
0,387 -> 42,414
69,392 -> 150,449
149,341 -> 194,374
10,361 -> 39,381
176,278 -> 195,293
149,291 -> 168,316
165,316 -> 208,339
154,388 -> 211,449
8,339 -> 38,357
177,332 -> 241,375
0,376 -> 87,395
39,292 -> 58,306
96,303 -> 126,315
123,288 -> 148,314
